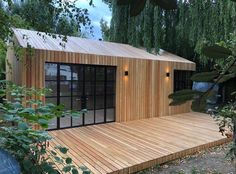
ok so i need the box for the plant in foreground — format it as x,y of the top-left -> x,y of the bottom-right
0,81 -> 89,174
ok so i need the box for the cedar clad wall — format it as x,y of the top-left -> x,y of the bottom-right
7,48 -> 195,122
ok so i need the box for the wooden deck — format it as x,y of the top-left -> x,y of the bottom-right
49,112 -> 230,174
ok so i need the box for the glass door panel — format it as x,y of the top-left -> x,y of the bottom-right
45,63 -> 116,130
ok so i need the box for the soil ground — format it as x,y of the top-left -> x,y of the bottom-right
137,143 -> 235,174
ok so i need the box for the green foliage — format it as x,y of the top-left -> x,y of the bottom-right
0,0 -> 93,80
170,31 -> 236,158
190,71 -> 219,82
169,89 -> 202,106
202,45 -> 232,59
0,81 -> 88,174
109,0 -> 236,66
170,33 -> 236,108
209,101 -> 236,159
100,18 -> 110,41
116,0 -> 177,16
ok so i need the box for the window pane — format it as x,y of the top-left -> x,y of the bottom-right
84,110 -> 94,125
46,98 -> 58,129
95,109 -> 104,123
84,66 -> 95,81
86,96 -> 94,110
45,97 -> 57,105
72,65 -> 83,81
45,81 -> 57,96
106,95 -> 115,108
85,82 -> 94,95
60,65 -> 71,80
72,81 -> 83,96
60,97 -> 71,110
107,67 -> 116,81
60,116 -> 71,128
96,67 -> 105,81
96,82 -> 105,95
48,118 -> 57,129
72,97 -> 82,111
174,70 -> 193,92
96,95 -> 105,109
45,63 -> 57,80
106,82 -> 115,94
60,81 -> 71,96
72,116 -> 83,126
106,108 -> 115,122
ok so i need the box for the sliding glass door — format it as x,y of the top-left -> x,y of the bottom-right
45,63 -> 116,130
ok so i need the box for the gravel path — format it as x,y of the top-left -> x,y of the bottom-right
137,143 -> 235,174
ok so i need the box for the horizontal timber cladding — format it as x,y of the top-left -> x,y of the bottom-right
8,48 -> 196,122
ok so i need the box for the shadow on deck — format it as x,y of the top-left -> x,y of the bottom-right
49,112 -> 230,174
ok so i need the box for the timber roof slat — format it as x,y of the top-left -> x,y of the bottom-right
13,28 -> 194,63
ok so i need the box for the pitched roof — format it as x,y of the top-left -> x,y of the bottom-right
13,28 -> 194,63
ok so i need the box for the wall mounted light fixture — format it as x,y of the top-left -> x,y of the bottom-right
166,72 -> 170,77
124,71 -> 129,76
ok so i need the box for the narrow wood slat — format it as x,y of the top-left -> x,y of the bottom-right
49,112 -> 231,174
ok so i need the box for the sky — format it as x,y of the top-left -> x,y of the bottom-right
76,0 -> 112,40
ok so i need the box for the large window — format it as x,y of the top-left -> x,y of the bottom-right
45,63 -> 116,130
174,70 -> 193,92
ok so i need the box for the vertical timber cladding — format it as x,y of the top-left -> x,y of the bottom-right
20,49 -> 195,122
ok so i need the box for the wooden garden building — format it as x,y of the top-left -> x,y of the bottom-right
7,29 -> 230,174
7,28 -> 196,130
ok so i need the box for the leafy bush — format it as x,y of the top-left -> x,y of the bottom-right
0,81 -> 89,174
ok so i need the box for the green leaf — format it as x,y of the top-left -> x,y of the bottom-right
151,0 -> 177,10
229,65 -> 236,73
51,150 -> 57,156
82,170 -> 91,174
191,98 -> 207,112
169,89 -> 202,106
66,157 -> 72,164
218,73 -> 236,83
8,109 -> 18,114
56,146 -> 69,154
18,121 -> 29,130
38,119 -> 49,128
63,165 -> 72,173
0,89 -> 5,97
191,71 -> 219,82
22,159 -> 33,172
231,91 -> 236,96
54,156 -> 63,163
4,114 -> 14,121
72,169 -> 79,174
202,45 -> 232,59
169,89 -> 201,99
20,108 -> 35,114
130,0 -> 146,17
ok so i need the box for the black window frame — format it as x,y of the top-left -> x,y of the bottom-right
45,62 -> 116,130
174,70 -> 194,92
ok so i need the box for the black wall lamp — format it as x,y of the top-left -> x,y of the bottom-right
166,72 -> 170,77
124,71 -> 129,76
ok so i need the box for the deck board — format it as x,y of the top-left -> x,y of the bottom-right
49,112 -> 230,174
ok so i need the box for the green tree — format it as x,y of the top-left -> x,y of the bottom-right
108,0 -> 236,68
169,34 -> 236,160
100,18 -> 110,41
0,0 -> 93,80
